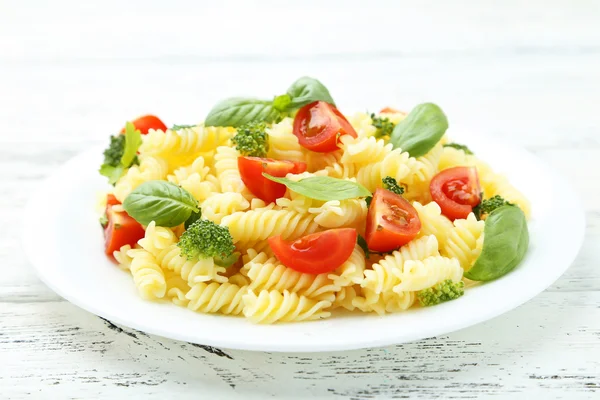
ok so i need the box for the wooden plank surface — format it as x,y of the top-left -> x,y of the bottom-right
1,0 -> 598,398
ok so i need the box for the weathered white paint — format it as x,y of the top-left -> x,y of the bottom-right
1,0 -> 599,398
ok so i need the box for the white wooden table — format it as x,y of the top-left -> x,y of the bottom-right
1,1 -> 599,398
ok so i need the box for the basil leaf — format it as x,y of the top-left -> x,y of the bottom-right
272,94 -> 292,112
123,181 -> 199,227
205,98 -> 282,127
464,205 -> 529,281
99,164 -> 124,186
357,235 -> 370,259
390,103 -> 448,157
184,209 -> 202,230
171,124 -> 196,130
443,142 -> 473,155
121,122 -> 142,167
285,76 -> 335,110
263,174 -> 371,201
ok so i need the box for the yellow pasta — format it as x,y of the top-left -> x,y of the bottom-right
441,213 -> 485,271
156,244 -> 227,285
242,289 -> 332,324
127,248 -> 167,300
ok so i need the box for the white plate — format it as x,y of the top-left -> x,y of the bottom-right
21,129 -> 585,352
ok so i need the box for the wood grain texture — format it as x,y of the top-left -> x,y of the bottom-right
1,0 -> 599,398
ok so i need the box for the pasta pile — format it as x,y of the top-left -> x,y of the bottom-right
108,111 -> 530,323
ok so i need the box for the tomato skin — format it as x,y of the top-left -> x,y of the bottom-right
430,167 -> 481,221
104,207 -> 145,257
121,115 -> 167,135
106,193 -> 120,206
268,228 -> 358,274
380,107 -> 402,114
365,189 -> 421,253
293,101 -> 357,153
238,156 -> 307,203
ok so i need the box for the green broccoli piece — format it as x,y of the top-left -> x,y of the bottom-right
417,279 -> 465,306
443,143 -> 473,155
370,113 -> 395,139
177,219 -> 238,267
171,124 -> 196,130
382,176 -> 405,196
231,121 -> 269,157
473,195 -> 514,220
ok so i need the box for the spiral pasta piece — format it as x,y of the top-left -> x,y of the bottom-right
347,112 -> 377,138
353,289 -> 416,316
480,174 -> 531,219
245,257 -> 339,302
392,256 -> 463,293
404,143 -> 444,203
340,135 -> 392,167
355,149 -> 416,192
266,118 -> 305,163
201,192 -> 250,224
413,201 -> 454,248
156,244 -> 227,285
114,156 -> 169,202
127,249 -> 167,300
441,213 -> 485,271
362,235 -> 440,294
330,285 -> 363,311
164,269 -> 191,307
243,289 -> 332,324
113,244 -> 134,271
138,221 -> 178,257
328,244 -> 366,287
221,208 -> 319,245
186,282 -> 247,315
308,199 -> 368,229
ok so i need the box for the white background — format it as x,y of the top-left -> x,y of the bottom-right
1,1 -> 599,398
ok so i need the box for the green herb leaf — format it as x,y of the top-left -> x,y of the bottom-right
171,124 -> 196,130
464,205 -> 529,281
215,251 -> 240,268
184,209 -> 202,230
99,164 -> 125,186
365,196 -> 373,207
121,122 -> 142,167
272,94 -> 292,112
390,103 -> 448,157
443,142 -> 473,155
285,77 -> 335,110
357,235 -> 370,259
205,98 -> 281,127
123,181 -> 199,227
99,213 -> 108,228
263,174 -> 371,201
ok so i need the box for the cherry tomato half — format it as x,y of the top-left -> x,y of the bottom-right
238,156 -> 307,203
380,107 -> 403,114
365,189 -> 421,253
104,206 -> 145,257
293,101 -> 357,153
106,193 -> 120,207
121,115 -> 167,135
268,228 -> 358,274
430,166 -> 481,221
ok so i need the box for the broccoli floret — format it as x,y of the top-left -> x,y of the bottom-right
382,176 -> 405,196
417,279 -> 465,306
443,143 -> 473,155
370,113 -> 395,138
473,195 -> 514,220
231,121 -> 269,157
177,219 -> 238,267
99,123 -> 142,185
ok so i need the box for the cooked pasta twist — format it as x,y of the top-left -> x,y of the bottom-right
353,289 -> 416,315
127,248 -> 167,300
331,285 -> 364,311
340,135 -> 392,167
201,192 -> 250,224
243,289 -> 332,324
138,221 -> 178,257
308,199 -> 368,229
328,244 -> 366,288
164,269 -> 191,307
362,235 -> 440,294
113,244 -> 134,271
355,149 -> 416,192
221,208 -> 320,245
392,256 -> 463,293
347,112 -> 377,138
245,257 -> 339,302
480,174 -> 531,219
114,156 -> 169,202
156,244 -> 227,285
266,118 -> 305,163
441,213 -> 485,271
413,201 -> 454,248
186,282 -> 247,315
214,146 -> 253,198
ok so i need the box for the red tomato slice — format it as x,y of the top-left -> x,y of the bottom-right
293,101 -> 357,153
430,166 -> 481,220
365,189 -> 421,252
238,156 -> 307,203
268,228 -> 358,274
106,193 -> 120,206
121,115 -> 167,135
104,207 -> 145,257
